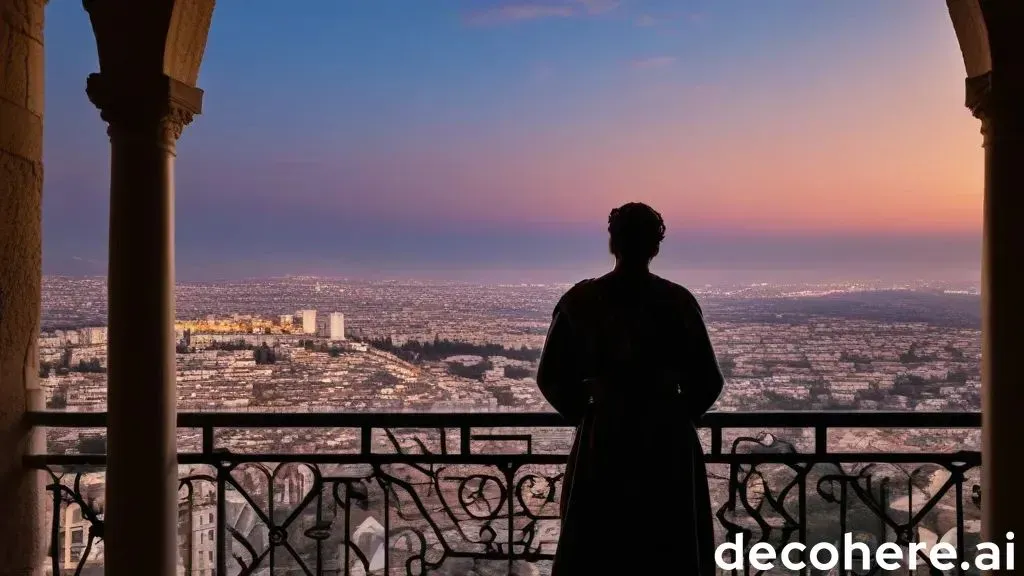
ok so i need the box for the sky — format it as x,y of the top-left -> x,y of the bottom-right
42,0 -> 984,283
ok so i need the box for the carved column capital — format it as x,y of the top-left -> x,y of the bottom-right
965,72 -> 993,144
950,0 -> 1024,147
86,73 -> 203,152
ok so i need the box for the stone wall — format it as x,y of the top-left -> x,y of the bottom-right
0,0 -> 46,573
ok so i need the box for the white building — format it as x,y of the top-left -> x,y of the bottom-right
279,314 -> 293,327
177,486 -> 216,576
176,481 -> 257,576
57,479 -> 105,573
297,309 -> 317,335
330,312 -> 346,341
62,504 -> 101,571
80,326 -> 108,346
343,341 -> 368,352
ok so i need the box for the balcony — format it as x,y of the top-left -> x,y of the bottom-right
28,410 -> 981,576
3,2 -> 1023,575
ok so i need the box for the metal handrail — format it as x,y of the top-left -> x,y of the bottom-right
26,409 -> 982,468
33,409 -> 984,576
25,409 -> 981,429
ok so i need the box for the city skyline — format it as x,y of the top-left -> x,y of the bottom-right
43,0 -> 982,281
39,275 -> 982,574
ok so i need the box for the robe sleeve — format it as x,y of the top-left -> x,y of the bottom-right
536,305 -> 587,423
683,297 -> 725,421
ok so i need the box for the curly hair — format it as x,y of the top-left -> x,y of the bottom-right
608,202 -> 666,261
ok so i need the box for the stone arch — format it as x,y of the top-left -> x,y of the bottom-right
2,1 -> 216,574
945,0 -> 1024,554
2,2 -> 1021,575
947,0 -> 992,79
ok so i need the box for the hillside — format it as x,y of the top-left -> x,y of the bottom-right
708,290 -> 981,328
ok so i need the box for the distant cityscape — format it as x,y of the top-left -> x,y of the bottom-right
40,275 -> 981,419
40,275 -> 982,575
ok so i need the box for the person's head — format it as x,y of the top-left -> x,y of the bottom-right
607,202 -> 665,266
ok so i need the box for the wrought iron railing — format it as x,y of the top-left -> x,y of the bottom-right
27,411 -> 982,576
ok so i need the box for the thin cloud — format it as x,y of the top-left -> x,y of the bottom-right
577,0 -> 621,14
631,56 -> 676,69
273,158 -> 324,166
71,256 -> 105,265
634,14 -> 661,27
635,12 -> 705,28
464,0 -> 620,26
464,3 -> 574,25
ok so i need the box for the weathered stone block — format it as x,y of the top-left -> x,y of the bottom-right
0,0 -> 44,42
0,97 -> 43,161
0,17 -> 30,107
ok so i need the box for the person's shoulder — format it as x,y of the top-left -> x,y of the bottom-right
562,278 -> 597,300
555,278 -> 597,310
650,275 -> 702,311
648,273 -> 691,296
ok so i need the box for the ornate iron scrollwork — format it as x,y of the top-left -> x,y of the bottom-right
38,415 -> 980,576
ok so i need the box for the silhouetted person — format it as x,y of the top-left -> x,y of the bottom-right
537,202 -> 724,575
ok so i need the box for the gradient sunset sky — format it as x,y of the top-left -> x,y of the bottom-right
43,0 -> 983,282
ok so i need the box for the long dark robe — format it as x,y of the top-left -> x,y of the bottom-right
536,271 -> 724,576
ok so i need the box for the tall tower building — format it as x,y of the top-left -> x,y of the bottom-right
298,309 -> 317,335
329,313 -> 346,341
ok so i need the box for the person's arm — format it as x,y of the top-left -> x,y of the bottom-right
683,297 -> 725,420
536,306 -> 586,423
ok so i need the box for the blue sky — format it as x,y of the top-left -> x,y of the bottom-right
42,1 -> 982,282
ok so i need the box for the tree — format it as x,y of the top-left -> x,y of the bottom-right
77,436 -> 107,454
839,351 -> 873,364
946,369 -> 969,384
369,370 -> 402,388
503,366 -> 533,380
253,344 -> 277,365
253,380 -> 275,402
74,358 -> 104,373
899,343 -> 921,363
209,339 -> 252,351
494,388 -> 517,406
365,337 -> 541,363
447,360 -> 494,381
46,387 -> 68,410
60,346 -> 73,369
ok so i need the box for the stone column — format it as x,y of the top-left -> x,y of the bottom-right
950,1 -> 1024,568
0,0 -> 47,574
83,1 -> 214,574
972,0 -> 1024,560
86,73 -> 202,576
